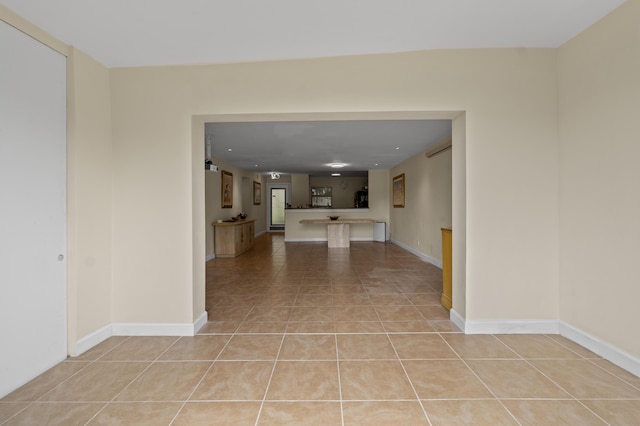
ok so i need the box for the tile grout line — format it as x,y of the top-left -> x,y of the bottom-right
253,333 -> 287,426
2,335 -> 134,426
166,334 -> 235,426
82,336 -> 182,426
374,301 -> 434,426
334,333 -> 345,426
437,333 -> 524,426
516,355 -> 614,425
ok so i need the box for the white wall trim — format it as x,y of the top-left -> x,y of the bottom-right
462,319 -> 560,334
450,309 -> 466,332
206,253 -> 216,261
193,311 -> 208,335
446,315 -> 640,377
255,230 -> 267,238
560,321 -> 640,378
75,313 -> 209,356
75,324 -> 112,356
390,239 -> 442,268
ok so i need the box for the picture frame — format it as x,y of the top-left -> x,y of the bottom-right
392,173 -> 405,208
253,180 -> 261,205
221,170 -> 233,208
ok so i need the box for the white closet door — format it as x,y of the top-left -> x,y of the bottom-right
0,21 -> 67,397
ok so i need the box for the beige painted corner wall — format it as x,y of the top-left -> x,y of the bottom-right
291,173 -> 310,207
558,0 -> 640,357
110,67 -> 195,324
368,169 -> 391,240
452,114 -> 467,317
109,47 -> 559,328
67,48 -> 114,350
390,147 -> 452,263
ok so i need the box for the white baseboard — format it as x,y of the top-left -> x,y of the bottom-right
75,312 -> 209,357
206,253 -> 215,261
255,230 -> 267,238
450,309 -> 465,332
449,314 -> 640,378
560,321 -> 640,378
75,324 -> 113,356
462,319 -> 560,334
389,239 -> 442,268
193,311 -> 208,334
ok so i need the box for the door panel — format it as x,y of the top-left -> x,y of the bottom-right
0,21 -> 67,397
271,188 -> 286,226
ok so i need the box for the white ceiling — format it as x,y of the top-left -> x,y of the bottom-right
206,120 -> 452,176
1,0 -> 625,68
2,0 -> 625,175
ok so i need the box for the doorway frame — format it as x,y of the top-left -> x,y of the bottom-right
192,111 -> 466,327
266,183 -> 291,230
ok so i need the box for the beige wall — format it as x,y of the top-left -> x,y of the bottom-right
452,113 -> 467,318
558,0 -> 640,356
108,47 -> 559,330
246,173 -> 266,235
368,169 -> 391,240
291,173 -> 310,208
390,147 -> 452,263
67,48 -> 114,351
110,67 -> 196,323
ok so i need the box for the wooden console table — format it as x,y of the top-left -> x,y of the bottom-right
299,218 -> 376,248
212,219 -> 255,257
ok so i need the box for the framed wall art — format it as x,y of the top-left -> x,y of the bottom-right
392,173 -> 405,208
221,170 -> 233,208
253,180 -> 261,205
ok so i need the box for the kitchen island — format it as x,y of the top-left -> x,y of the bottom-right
299,218 -> 376,248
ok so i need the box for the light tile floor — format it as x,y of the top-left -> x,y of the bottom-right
2,234 -> 640,425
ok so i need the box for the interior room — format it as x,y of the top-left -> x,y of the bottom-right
203,118 -> 453,253
1,0 -> 639,424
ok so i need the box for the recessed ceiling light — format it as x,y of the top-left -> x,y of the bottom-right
327,163 -> 347,168
395,147 -> 400,150
331,173 -> 341,176
227,148 -> 232,152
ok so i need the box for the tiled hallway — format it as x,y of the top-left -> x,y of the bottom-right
2,233 -> 640,425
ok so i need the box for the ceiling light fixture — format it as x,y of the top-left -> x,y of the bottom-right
327,163 -> 347,168
331,173 -> 341,176
270,172 -> 280,179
